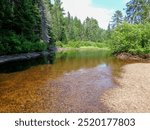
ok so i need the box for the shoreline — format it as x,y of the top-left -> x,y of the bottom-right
100,63 -> 150,112
0,47 -> 107,65
0,49 -> 149,67
116,52 -> 150,62
0,51 -> 50,65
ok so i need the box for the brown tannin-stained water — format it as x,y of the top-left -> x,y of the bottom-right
0,49 -> 126,112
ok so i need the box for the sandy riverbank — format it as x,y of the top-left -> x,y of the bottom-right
101,63 -> 150,112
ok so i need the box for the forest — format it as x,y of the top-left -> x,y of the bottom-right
0,0 -> 150,55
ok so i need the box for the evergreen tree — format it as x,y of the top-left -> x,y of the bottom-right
64,12 -> 75,41
72,17 -> 83,41
0,0 -> 52,55
106,23 -> 112,38
40,0 -> 54,44
126,0 -> 150,23
110,10 -> 123,29
51,0 -> 66,42
83,17 -> 103,42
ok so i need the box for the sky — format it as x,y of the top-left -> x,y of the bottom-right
53,0 -> 130,29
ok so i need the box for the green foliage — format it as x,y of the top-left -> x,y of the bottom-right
40,0 -> 54,44
110,10 -> 123,29
1,0 -> 107,55
0,0 -> 54,55
50,1 -> 106,43
0,32 -> 47,55
55,41 -> 64,47
1,0 -> 149,57
83,17 -> 104,42
50,0 -> 107,44
111,22 -> 150,54
22,40 -> 47,52
64,16 -> 107,43
126,0 -> 150,23
56,41 -> 108,49
51,0 -> 66,42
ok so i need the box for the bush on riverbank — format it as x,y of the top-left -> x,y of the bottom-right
0,32 -> 47,55
111,22 -> 150,55
56,41 -> 108,49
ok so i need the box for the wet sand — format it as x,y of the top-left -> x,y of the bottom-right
101,63 -> 150,112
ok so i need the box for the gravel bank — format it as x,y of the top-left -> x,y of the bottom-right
101,63 -> 150,113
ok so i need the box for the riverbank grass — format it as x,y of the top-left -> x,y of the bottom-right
56,41 -> 109,49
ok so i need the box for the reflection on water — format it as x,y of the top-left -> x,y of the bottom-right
0,49 -> 126,112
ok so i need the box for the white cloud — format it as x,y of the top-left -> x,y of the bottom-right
61,0 -> 114,29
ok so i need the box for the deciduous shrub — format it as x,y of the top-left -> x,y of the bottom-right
111,22 -> 150,54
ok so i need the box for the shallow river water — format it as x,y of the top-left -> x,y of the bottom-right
0,49 -> 127,112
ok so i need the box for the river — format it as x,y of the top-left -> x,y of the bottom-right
0,49 -> 127,112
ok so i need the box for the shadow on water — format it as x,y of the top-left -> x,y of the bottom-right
0,49 -> 124,75
0,52 -> 56,73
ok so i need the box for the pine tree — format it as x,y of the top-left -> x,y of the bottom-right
64,12 -> 75,41
110,10 -> 123,29
126,0 -> 150,23
51,0 -> 66,42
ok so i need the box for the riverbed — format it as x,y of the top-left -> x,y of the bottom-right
0,49 -> 130,112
